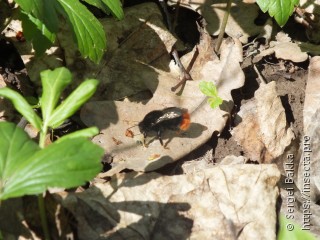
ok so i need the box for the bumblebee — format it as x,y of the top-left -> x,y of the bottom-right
138,107 -> 190,146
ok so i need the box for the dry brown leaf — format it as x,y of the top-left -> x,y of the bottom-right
273,42 -> 308,62
181,154 -> 247,175
85,3 -> 178,101
297,109 -> 320,203
233,82 -> 295,163
219,155 -> 247,165
297,56 -> 320,202
232,101 -> 266,162
255,82 -> 295,159
77,5 -> 245,176
81,36 -> 244,176
275,31 -> 292,42
57,164 -> 280,240
254,32 -> 308,62
303,56 -> 320,131
168,0 -> 263,43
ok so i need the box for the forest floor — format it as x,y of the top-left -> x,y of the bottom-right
1,0 -> 320,239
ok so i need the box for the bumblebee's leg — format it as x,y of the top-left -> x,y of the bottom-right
157,130 -> 164,146
143,132 -> 148,148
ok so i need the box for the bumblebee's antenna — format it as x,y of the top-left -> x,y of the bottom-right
126,125 -> 137,130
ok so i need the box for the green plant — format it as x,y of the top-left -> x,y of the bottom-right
0,67 -> 104,239
199,81 -> 223,109
257,0 -> 299,27
5,0 -> 124,63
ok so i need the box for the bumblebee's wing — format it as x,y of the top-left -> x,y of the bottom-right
154,110 -> 182,125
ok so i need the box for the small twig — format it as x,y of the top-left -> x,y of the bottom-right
170,50 -> 193,92
171,47 -> 199,92
242,37 -> 258,48
171,49 -> 192,78
253,64 -> 267,85
185,47 -> 199,73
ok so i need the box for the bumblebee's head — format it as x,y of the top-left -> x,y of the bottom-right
138,121 -> 147,137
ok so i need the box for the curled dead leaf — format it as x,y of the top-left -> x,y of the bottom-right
233,82 -> 295,163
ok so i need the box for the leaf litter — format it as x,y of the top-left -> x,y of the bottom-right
56,164 -> 280,240
232,81 -> 295,163
1,0 -> 320,239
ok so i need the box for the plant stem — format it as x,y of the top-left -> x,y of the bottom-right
38,194 -> 50,240
38,126 -> 50,240
215,0 -> 232,53
39,126 -> 48,149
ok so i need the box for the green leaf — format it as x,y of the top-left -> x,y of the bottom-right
199,81 -> 223,109
48,79 -> 99,128
81,0 -> 124,19
55,127 -> 99,143
0,122 -> 40,182
15,0 -> 60,32
25,96 -> 40,107
56,0 -> 107,63
0,122 -> 103,200
101,0 -> 124,19
0,88 -> 42,130
40,67 -> 72,126
208,97 -> 223,109
82,0 -> 111,14
20,11 -> 56,55
199,81 -> 219,97
256,0 -> 299,27
278,214 -> 316,240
